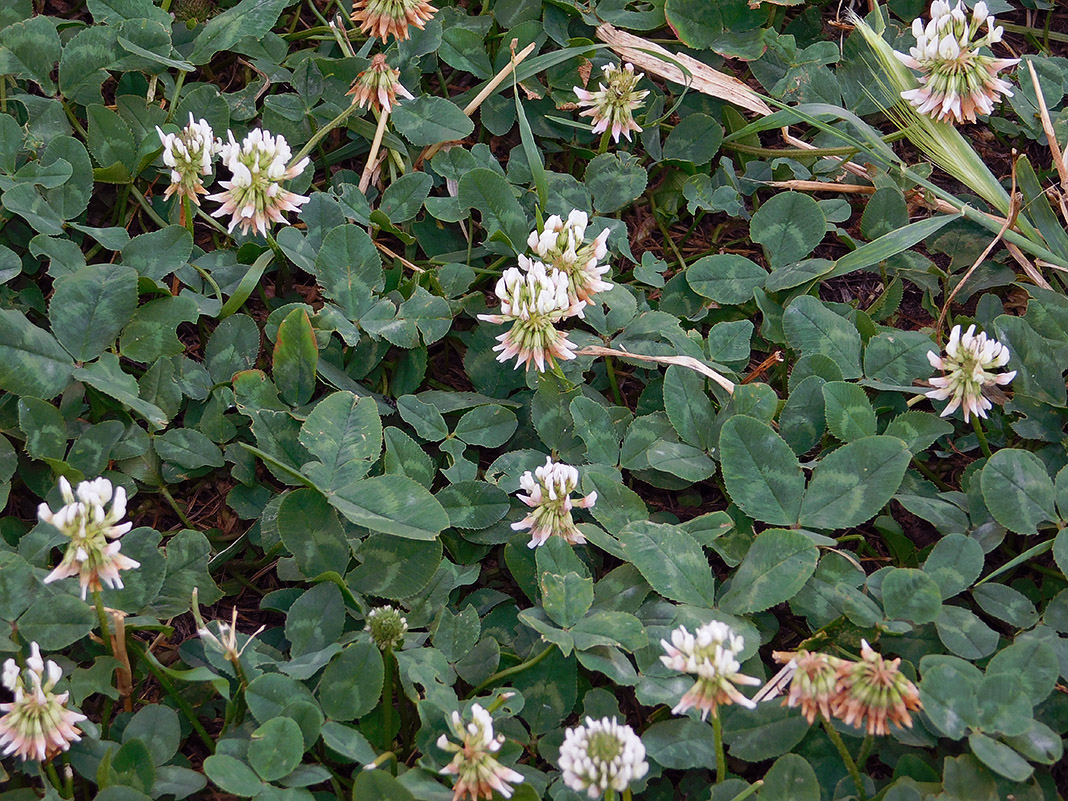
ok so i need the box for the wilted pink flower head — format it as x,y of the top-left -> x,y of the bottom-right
925,323 -> 1015,422
558,716 -> 648,799
208,128 -> 309,237
351,0 -> 437,41
527,211 -> 612,303
573,63 -> 649,143
38,476 -> 139,601
896,0 -> 1018,123
660,621 -> 760,720
831,640 -> 923,736
477,258 -> 585,372
347,53 -> 414,113
773,650 -> 846,724
0,643 -> 86,762
156,113 -> 217,205
511,457 -> 597,548
438,704 -> 524,801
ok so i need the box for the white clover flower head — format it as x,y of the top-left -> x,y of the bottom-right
38,476 -> 139,601
0,642 -> 86,762
573,62 -> 649,143
660,621 -> 760,720
895,0 -> 1018,123
558,716 -> 648,799
438,704 -> 524,801
925,323 -> 1015,422
156,113 -> 218,205
207,128 -> 310,237
526,210 -> 612,304
365,605 -> 408,651
511,457 -> 597,548
347,53 -> 415,113
476,259 -> 585,372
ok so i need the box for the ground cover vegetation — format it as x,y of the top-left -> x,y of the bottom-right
0,0 -> 1066,798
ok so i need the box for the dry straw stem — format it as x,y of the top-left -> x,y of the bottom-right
759,180 -> 877,194
375,239 -> 424,273
595,24 -> 772,117
1027,59 -> 1068,192
935,165 -> 1020,337
575,345 -> 736,393
420,41 -> 537,164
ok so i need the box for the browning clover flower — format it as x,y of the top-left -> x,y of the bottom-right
660,621 -> 760,720
347,53 -> 414,113
156,113 -> 217,206
191,588 -> 265,665
773,650 -> 847,724
438,704 -> 524,801
896,0 -> 1018,123
38,476 -> 139,601
573,63 -> 649,143
511,457 -> 597,549
558,716 -> 648,800
351,0 -> 437,42
925,323 -> 1015,422
208,128 -> 309,237
527,211 -> 612,304
476,259 -> 585,372
830,640 -> 923,736
0,643 -> 86,762
365,605 -> 408,651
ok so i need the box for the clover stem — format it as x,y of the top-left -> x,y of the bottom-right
971,416 -> 992,458
712,712 -> 726,784
290,101 -> 361,170
822,717 -> 866,801
597,129 -> 611,155
92,591 -> 114,657
383,644 -> 395,764
725,780 -> 763,801
467,644 -> 554,698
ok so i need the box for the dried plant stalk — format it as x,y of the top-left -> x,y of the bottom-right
595,24 -> 772,117
576,345 -> 735,394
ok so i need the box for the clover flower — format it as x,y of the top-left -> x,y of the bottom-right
347,54 -> 414,113
660,621 -> 760,720
365,605 -> 408,651
156,114 -> 217,206
0,643 -> 86,762
573,63 -> 649,144
191,588 -> 265,665
38,476 -> 139,601
558,716 -> 648,800
527,211 -> 612,304
477,259 -> 585,372
830,640 -> 922,736
438,704 -> 524,801
773,650 -> 846,725
351,0 -> 437,42
925,323 -> 1015,422
208,128 -> 309,237
511,457 -> 597,549
896,0 -> 1018,124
